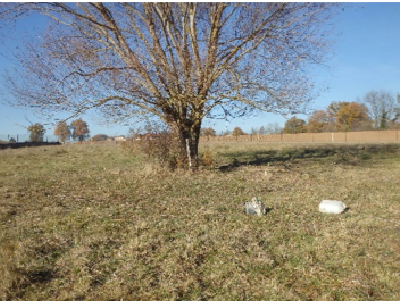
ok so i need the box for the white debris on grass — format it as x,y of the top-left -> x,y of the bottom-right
318,200 -> 346,214
244,197 -> 266,216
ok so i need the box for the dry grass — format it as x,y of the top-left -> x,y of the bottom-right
1,141 -> 400,301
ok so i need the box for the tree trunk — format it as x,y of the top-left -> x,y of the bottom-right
169,119 -> 201,171
189,121 -> 201,169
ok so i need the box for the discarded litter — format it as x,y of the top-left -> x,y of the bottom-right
318,200 -> 346,214
244,197 -> 266,216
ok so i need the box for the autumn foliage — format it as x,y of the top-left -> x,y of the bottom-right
232,127 -> 245,136
70,118 -> 90,142
307,102 -> 373,133
283,117 -> 307,134
27,123 -> 45,142
333,102 -> 371,131
54,120 -> 70,143
200,127 -> 217,136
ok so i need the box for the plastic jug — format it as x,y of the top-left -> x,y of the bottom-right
244,197 -> 266,216
318,200 -> 346,214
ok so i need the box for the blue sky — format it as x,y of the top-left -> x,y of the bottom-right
1,3 -> 400,137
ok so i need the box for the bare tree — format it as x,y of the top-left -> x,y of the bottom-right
265,122 -> 282,134
362,91 -> 397,129
0,3 -> 338,168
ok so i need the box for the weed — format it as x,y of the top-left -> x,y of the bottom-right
359,151 -> 372,160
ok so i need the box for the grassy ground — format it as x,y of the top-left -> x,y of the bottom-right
1,141 -> 400,301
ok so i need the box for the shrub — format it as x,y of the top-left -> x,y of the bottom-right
137,132 -> 174,169
200,150 -> 214,167
358,151 -> 372,160
121,141 -> 140,153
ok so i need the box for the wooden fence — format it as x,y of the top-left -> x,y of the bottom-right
200,130 -> 400,143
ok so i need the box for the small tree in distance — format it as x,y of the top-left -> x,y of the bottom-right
201,127 -> 217,136
27,123 -> 45,142
283,117 -> 307,134
54,120 -> 70,143
70,118 -> 90,143
91,134 -> 108,142
265,123 -> 283,134
333,102 -> 371,132
307,110 -> 333,133
232,127 -> 245,136
259,126 -> 266,135
362,90 -> 397,129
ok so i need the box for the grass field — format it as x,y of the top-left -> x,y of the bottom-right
1,141 -> 400,301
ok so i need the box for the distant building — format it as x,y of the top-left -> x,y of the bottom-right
133,133 -> 163,141
115,135 -> 126,141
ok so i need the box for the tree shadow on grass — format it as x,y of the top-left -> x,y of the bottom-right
217,148 -> 339,172
217,144 -> 400,172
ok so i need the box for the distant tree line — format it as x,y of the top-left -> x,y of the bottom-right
46,90 -> 400,142
195,90 -> 400,136
34,118 -> 90,142
283,90 -> 400,134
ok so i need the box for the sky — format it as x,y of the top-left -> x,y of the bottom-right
1,2 -> 400,138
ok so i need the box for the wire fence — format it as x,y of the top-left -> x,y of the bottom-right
0,134 -> 60,143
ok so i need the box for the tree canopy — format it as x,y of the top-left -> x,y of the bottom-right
200,127 -> 216,136
27,123 -> 45,142
91,134 -> 109,142
307,110 -> 333,133
306,101 -> 373,132
362,90 -> 398,129
329,102 -> 371,131
70,118 -> 90,142
282,117 -> 307,134
232,126 -> 245,136
54,120 -> 71,142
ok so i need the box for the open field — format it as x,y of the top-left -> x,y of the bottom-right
1,141 -> 400,301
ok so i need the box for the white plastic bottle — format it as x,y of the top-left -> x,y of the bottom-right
318,200 -> 346,214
